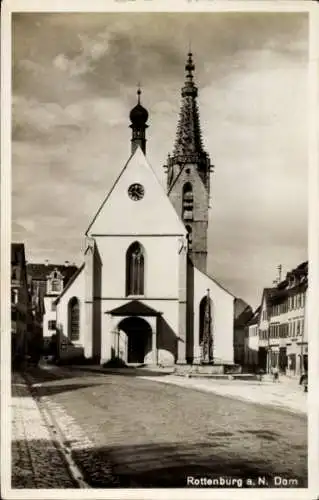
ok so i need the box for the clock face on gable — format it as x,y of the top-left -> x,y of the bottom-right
128,183 -> 145,201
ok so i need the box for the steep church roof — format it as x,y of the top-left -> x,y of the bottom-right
54,263 -> 85,305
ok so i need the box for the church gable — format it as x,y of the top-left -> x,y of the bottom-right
86,147 -> 186,236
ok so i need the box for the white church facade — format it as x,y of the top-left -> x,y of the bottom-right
55,53 -> 235,367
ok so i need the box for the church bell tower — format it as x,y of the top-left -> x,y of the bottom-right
164,52 -> 213,273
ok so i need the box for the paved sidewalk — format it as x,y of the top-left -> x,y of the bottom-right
11,371 -> 77,488
140,375 -> 307,414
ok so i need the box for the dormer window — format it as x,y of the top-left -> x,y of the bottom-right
47,268 -> 63,295
51,279 -> 61,292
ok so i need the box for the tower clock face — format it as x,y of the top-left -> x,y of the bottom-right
128,183 -> 145,201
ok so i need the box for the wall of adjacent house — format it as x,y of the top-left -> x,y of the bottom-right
43,296 -> 57,339
244,324 -> 259,366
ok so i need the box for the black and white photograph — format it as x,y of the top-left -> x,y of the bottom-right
1,1 -> 318,498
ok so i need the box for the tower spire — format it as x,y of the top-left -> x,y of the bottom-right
129,85 -> 149,155
166,51 -> 212,189
164,51 -> 214,274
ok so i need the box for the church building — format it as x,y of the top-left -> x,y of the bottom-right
55,53 -> 235,367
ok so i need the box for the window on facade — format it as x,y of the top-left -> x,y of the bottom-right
68,297 -> 80,341
51,279 -> 61,292
126,242 -> 145,296
48,320 -> 56,330
11,289 -> 18,305
51,301 -> 57,311
296,320 -> 301,336
182,183 -> 194,221
289,354 -> 296,371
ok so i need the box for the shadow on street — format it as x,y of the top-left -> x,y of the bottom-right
70,440 -> 308,488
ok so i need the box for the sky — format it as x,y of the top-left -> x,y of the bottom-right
12,12 -> 309,309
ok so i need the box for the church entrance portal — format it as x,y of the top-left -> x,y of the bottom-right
118,317 -> 152,364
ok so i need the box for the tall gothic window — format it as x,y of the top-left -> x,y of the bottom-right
126,242 -> 145,296
182,183 -> 193,221
68,297 -> 80,342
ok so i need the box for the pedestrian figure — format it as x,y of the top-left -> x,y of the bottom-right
272,367 -> 279,382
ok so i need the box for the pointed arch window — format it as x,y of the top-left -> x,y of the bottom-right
126,242 -> 145,296
183,182 -> 193,221
68,297 -> 80,342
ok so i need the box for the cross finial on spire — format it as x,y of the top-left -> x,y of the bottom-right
137,82 -> 141,104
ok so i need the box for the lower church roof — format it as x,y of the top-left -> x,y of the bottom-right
106,300 -> 162,317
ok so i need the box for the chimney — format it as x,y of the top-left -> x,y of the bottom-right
65,261 -> 70,267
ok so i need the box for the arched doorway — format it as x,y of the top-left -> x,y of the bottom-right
118,317 -> 152,364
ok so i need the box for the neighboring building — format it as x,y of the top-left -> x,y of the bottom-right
244,306 -> 261,370
55,53 -> 236,367
29,280 -> 45,361
27,263 -> 78,346
258,262 -> 308,376
233,299 -> 253,366
11,243 -> 31,362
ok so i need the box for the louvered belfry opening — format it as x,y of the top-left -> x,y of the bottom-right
126,242 -> 145,296
182,182 -> 194,220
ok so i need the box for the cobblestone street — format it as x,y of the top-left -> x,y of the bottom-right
11,372 -> 77,488
11,364 -> 307,489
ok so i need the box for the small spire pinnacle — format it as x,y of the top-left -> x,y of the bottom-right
185,52 -> 195,80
